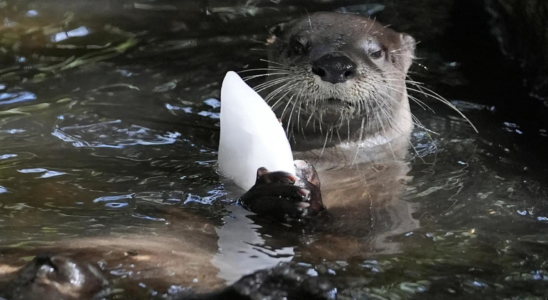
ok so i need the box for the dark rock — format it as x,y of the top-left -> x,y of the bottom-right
1,255 -> 110,300
173,262 -> 336,300
485,0 -> 548,100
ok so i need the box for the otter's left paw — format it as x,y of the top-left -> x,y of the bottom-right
239,168 -> 313,221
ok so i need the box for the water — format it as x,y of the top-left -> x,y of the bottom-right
0,0 -> 548,299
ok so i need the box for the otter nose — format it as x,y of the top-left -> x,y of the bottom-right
311,53 -> 357,84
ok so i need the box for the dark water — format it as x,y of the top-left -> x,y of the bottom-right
0,0 -> 548,299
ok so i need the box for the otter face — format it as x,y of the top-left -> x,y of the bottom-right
266,12 -> 415,132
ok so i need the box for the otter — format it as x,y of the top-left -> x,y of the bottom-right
230,12 -> 422,260
239,12 -> 416,220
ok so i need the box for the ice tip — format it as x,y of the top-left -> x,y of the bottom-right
223,71 -> 242,85
221,71 -> 246,96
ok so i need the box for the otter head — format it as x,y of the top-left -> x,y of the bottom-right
266,12 -> 415,141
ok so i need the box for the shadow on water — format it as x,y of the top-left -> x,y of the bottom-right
0,0 -> 547,299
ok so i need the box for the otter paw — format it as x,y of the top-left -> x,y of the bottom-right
239,168 -> 314,221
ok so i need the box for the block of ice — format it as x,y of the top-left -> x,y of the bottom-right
218,71 -> 294,191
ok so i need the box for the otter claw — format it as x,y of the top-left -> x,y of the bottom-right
299,189 -> 311,199
297,202 -> 311,209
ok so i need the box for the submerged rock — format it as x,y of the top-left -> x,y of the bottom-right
1,255 -> 109,300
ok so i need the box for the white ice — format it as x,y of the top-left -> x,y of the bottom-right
218,71 -> 294,191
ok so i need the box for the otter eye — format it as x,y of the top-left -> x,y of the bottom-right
370,50 -> 384,59
289,39 -> 307,56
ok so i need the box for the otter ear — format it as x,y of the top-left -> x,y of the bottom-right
398,33 -> 416,73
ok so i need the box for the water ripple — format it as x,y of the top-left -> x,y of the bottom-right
52,117 -> 181,148
93,194 -> 134,203
0,91 -> 36,105
17,168 -> 67,178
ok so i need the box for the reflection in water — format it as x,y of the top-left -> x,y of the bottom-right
52,26 -> 91,43
0,0 -> 546,299
369,199 -> 420,254
0,92 -> 36,105
18,168 -> 66,178
52,118 -> 181,148
212,205 -> 294,285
